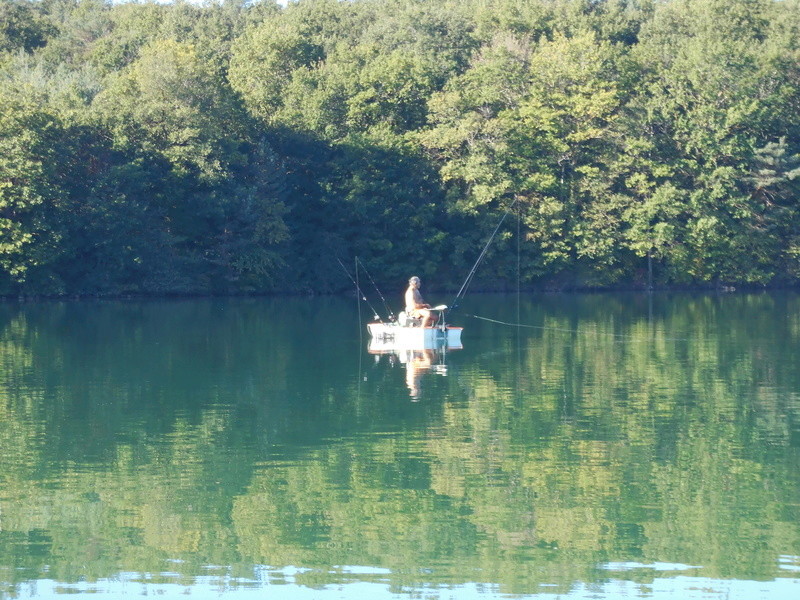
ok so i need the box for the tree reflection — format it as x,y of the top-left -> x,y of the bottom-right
0,294 -> 798,595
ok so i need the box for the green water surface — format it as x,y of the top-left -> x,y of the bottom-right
0,293 -> 798,599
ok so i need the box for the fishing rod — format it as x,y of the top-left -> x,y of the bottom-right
356,257 -> 396,322
450,197 -> 518,311
336,257 -> 382,322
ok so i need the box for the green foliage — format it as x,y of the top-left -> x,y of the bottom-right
229,18 -> 326,122
0,2 -> 290,295
95,39 -> 236,178
0,0 -> 54,53
0,92 -> 62,290
0,0 -> 799,294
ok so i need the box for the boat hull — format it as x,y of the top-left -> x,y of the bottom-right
367,322 -> 463,350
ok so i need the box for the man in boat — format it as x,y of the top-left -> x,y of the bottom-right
405,276 -> 435,327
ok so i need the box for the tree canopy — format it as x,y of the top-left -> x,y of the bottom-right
1,0 -> 799,295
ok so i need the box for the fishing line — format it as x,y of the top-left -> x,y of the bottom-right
356,257 -> 395,321
336,257 -> 382,322
516,203 -> 522,396
355,256 -> 363,335
451,197 -> 518,311
465,313 -> 691,343
355,256 -> 363,403
516,201 -> 521,324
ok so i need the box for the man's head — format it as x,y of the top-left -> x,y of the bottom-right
409,276 -> 421,287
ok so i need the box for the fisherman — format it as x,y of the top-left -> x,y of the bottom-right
405,276 -> 435,327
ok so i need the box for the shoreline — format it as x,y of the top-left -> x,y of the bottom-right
3,283 -> 799,303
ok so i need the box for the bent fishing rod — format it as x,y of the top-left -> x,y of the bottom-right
449,197 -> 518,312
336,257 -> 383,322
356,257 -> 396,322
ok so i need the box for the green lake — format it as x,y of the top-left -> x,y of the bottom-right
0,293 -> 799,599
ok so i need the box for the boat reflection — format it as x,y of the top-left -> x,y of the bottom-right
368,336 -> 461,400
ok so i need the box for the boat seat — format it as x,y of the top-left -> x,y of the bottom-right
397,311 -> 422,327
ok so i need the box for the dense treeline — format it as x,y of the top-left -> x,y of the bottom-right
1,0 -> 800,296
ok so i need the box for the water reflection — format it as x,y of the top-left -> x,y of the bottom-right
0,293 -> 799,599
7,569 -> 800,600
368,337 -> 457,400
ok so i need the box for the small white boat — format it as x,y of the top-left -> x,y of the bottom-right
367,305 -> 463,350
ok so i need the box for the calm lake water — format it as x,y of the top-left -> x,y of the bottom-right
0,293 -> 799,600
